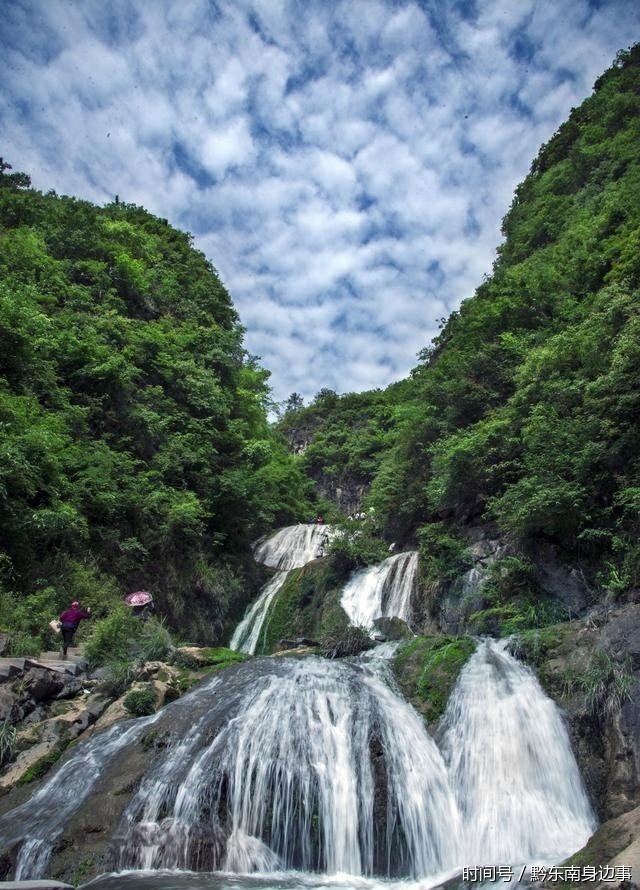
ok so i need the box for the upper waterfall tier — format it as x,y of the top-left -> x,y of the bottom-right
253,524 -> 332,570
340,550 -> 418,629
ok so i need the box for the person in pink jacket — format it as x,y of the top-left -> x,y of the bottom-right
58,600 -> 91,659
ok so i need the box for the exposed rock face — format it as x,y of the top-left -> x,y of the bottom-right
372,616 -> 413,640
534,541 -> 594,615
430,524 -> 596,636
433,530 -> 509,633
21,668 -> 65,704
513,603 -> 640,881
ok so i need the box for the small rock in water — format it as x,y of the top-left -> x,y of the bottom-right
278,637 -> 319,649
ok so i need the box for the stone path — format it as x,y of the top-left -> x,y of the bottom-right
0,649 -> 87,681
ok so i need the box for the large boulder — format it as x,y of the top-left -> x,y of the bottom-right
20,669 -> 65,704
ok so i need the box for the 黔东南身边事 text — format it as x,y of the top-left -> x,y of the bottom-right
462,864 -> 632,883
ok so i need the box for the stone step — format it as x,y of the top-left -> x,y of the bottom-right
0,653 -> 87,681
0,658 -> 26,681
25,656 -> 87,677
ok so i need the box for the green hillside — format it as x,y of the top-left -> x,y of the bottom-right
0,169 -> 312,650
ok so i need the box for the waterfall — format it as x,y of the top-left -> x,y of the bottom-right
253,524 -> 333,571
2,708 -> 165,879
442,638 -> 596,864
113,656 -> 460,878
340,551 -> 418,629
0,637 -> 596,883
229,573 -> 287,654
230,524 -> 333,655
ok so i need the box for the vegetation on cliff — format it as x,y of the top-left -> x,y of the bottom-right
0,167 -> 313,651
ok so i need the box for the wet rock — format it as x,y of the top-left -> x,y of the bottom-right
557,803 -> 640,886
514,604 -> 640,824
277,637 -> 320,649
598,605 -> 640,668
373,616 -> 412,640
0,881 -> 76,888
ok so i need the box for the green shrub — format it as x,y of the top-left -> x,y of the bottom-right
579,651 -> 633,721
328,517 -> 389,569
84,605 -> 141,667
321,624 -> 374,659
0,720 -> 17,766
417,522 -> 472,586
123,688 -> 157,717
139,617 -> 174,662
5,632 -> 41,657
98,657 -> 138,697
465,556 -> 567,635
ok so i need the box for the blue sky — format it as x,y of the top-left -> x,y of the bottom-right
1,0 -> 638,405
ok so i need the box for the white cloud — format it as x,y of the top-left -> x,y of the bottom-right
201,117 -> 255,177
1,0 -> 638,403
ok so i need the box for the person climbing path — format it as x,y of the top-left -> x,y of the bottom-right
58,600 -> 92,659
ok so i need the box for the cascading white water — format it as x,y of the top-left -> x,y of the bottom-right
114,656 -> 461,878
340,551 -> 418,629
0,520 -> 597,884
0,635 -> 597,884
229,573 -> 287,654
230,525 -> 333,655
5,708 -> 165,879
442,637 -> 597,865
253,524 -> 333,571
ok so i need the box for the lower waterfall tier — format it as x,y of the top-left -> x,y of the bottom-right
0,641 -> 595,883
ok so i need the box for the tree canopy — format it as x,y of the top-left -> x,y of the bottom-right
0,174 -> 313,648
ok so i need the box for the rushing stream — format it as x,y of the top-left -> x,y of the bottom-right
0,527 -> 597,888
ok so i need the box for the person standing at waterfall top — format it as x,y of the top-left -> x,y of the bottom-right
58,601 -> 91,659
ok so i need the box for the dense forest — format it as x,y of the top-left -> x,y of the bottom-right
0,165 -> 313,651
283,45 -> 640,612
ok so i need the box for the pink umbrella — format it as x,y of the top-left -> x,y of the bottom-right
125,590 -> 153,606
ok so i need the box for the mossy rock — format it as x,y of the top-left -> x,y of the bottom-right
172,646 -> 245,669
197,647 -> 246,666
512,620 -> 596,701
259,560 -> 350,655
392,634 -> 475,724
18,740 -> 69,785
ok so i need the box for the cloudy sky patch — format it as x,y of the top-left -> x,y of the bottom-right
1,0 -> 638,404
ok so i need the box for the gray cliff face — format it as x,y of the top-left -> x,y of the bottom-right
423,524 -> 596,636
283,425 -> 371,515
